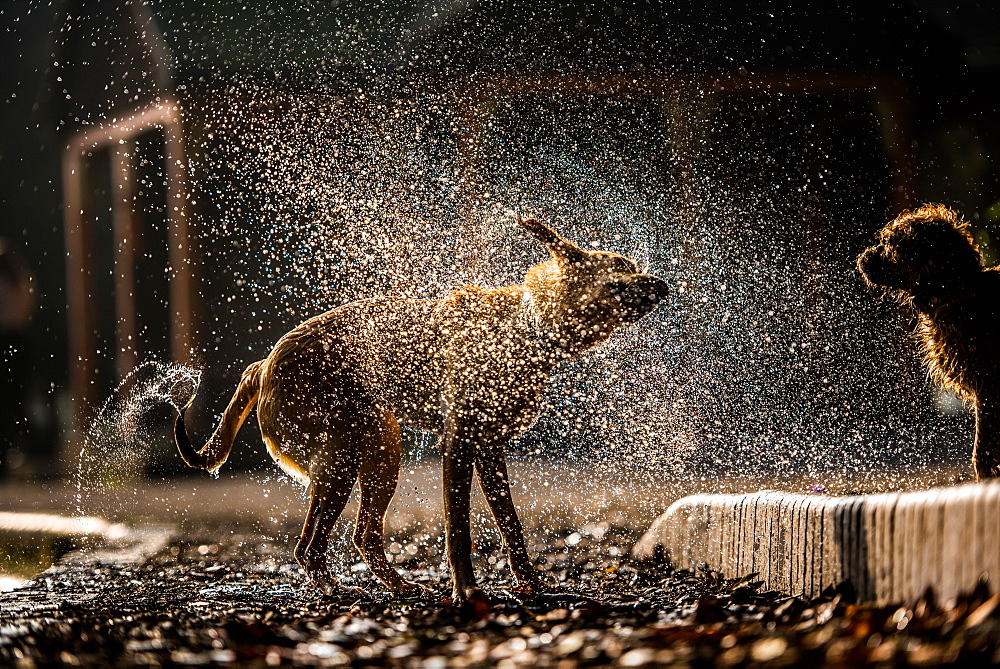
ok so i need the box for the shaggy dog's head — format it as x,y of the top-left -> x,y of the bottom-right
520,217 -> 670,353
858,204 -> 983,307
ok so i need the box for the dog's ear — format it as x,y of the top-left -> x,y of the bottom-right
519,217 -> 585,262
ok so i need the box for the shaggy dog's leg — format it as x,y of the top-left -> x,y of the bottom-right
475,447 -> 542,592
974,398 -> 1000,480
353,410 -> 426,596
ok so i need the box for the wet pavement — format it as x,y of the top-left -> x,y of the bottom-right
3,466 -> 998,666
4,511 -> 1000,666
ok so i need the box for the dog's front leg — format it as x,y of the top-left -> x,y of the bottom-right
475,446 -> 544,594
441,417 -> 479,602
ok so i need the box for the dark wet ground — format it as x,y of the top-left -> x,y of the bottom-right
3,518 -> 1000,667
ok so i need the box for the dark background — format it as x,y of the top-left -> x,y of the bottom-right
1,0 -> 998,478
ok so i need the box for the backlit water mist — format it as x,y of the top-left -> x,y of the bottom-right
63,2 -> 976,530
74,362 -> 202,516
181,85 -> 970,484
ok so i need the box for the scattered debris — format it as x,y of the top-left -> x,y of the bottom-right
2,522 -> 999,666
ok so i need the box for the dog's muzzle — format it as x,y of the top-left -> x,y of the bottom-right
858,246 -> 906,290
613,274 -> 671,322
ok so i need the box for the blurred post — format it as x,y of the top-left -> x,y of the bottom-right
62,148 -> 98,434
0,239 -> 38,478
61,100 -> 197,444
112,140 -> 138,380
164,113 -> 196,363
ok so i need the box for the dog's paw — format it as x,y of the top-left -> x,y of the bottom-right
508,577 -> 563,603
307,571 -> 367,599
451,585 -> 490,604
391,581 -> 435,600
307,570 -> 338,596
511,571 -> 550,595
450,587 -> 493,621
511,580 -> 547,597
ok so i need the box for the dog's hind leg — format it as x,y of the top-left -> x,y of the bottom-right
294,447 -> 359,595
353,410 -> 427,596
475,446 -> 544,593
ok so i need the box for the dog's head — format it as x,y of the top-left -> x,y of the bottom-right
519,217 -> 670,353
858,204 -> 982,305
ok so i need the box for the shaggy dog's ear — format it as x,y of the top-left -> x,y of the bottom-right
519,217 -> 586,263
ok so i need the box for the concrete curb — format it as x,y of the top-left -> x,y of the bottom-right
632,481 -> 1000,604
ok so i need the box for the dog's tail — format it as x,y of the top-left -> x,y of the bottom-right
174,360 -> 265,474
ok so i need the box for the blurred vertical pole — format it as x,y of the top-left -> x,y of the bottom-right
163,104 -> 196,365
62,148 -> 97,433
111,140 -> 138,380
163,108 -> 195,364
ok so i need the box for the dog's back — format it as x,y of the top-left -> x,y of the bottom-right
258,284 -> 541,437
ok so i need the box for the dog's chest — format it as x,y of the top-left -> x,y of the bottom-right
920,294 -> 998,395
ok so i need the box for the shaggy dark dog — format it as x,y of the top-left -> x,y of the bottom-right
858,204 -> 999,479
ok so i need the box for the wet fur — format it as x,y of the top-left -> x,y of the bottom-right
858,204 -> 1000,479
175,218 -> 669,600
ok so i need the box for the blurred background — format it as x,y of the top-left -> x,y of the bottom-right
1,0 -> 998,485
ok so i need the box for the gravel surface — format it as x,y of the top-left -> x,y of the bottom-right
3,520 -> 1000,667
